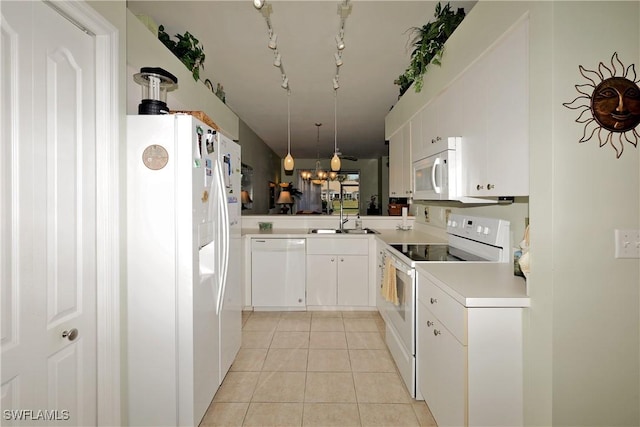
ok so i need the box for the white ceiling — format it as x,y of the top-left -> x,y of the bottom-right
127,1 -> 476,160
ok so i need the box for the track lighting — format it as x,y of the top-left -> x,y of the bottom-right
333,77 -> 340,90
334,52 -> 343,67
273,53 -> 281,67
253,0 -> 265,9
281,76 -> 289,89
335,34 -> 345,51
268,32 -> 277,49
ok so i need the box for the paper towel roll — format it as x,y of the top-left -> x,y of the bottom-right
402,207 -> 408,228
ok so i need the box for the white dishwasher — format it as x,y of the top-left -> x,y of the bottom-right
251,238 -> 306,310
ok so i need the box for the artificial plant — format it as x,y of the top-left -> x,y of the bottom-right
158,25 -> 206,82
395,2 -> 466,96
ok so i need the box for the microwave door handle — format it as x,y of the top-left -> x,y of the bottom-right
431,158 -> 441,193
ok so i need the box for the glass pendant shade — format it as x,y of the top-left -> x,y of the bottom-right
284,153 -> 294,171
331,153 -> 341,171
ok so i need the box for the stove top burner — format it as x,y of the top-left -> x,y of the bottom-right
389,244 -> 490,262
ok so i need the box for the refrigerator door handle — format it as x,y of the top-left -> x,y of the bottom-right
215,158 -> 229,315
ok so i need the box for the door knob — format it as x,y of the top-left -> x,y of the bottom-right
62,328 -> 79,341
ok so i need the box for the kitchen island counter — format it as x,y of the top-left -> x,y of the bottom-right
416,262 -> 530,308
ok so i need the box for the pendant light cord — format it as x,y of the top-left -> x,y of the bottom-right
334,90 -> 338,155
287,89 -> 291,155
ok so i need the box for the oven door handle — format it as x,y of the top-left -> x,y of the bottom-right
386,255 -> 414,277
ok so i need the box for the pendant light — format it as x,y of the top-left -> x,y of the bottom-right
331,91 -> 341,171
283,90 -> 294,172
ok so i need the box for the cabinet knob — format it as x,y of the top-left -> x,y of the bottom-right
340,258 -> 344,262
433,329 -> 441,336
430,297 -> 437,304
331,258 -> 335,262
476,184 -> 484,190
487,183 -> 495,190
426,320 -> 434,327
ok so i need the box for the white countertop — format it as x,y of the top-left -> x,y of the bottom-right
241,227 -> 447,244
416,262 -> 530,308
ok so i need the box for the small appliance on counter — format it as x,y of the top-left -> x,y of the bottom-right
388,198 -> 409,216
133,66 -> 178,114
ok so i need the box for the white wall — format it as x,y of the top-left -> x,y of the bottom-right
548,2 -> 639,424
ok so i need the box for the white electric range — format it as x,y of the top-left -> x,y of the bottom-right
377,214 -> 510,398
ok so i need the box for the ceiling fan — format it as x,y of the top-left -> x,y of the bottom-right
327,148 -> 358,162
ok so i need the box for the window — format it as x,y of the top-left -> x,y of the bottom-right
295,170 -> 359,215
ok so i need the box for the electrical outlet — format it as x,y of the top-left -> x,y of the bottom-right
614,229 -> 640,259
424,207 -> 430,222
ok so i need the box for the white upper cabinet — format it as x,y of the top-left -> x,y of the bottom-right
390,18 -> 530,201
411,83 -> 463,164
389,124 -> 412,198
460,20 -> 529,197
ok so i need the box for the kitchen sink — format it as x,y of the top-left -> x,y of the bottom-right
308,228 -> 379,234
309,228 -> 343,234
342,228 -> 379,234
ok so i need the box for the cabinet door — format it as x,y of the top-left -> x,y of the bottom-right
306,254 -> 338,306
388,128 -> 404,197
460,54 -> 489,197
410,109 -> 424,162
337,255 -> 369,306
401,124 -> 412,197
461,20 -> 529,197
418,301 -> 466,427
438,79 -> 463,140
484,20 -> 529,196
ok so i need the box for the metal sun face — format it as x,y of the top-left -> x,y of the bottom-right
591,77 -> 640,132
563,52 -> 640,158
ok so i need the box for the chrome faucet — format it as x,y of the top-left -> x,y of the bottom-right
339,192 -> 349,230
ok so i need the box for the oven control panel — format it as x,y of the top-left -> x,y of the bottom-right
447,214 -> 510,249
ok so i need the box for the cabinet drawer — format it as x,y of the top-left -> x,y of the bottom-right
418,273 -> 467,344
307,238 -> 368,255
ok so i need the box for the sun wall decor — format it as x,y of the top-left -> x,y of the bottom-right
563,52 -> 640,158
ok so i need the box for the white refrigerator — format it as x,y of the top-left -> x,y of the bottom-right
127,114 -> 242,426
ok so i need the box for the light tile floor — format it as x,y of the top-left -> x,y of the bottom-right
200,310 -> 437,427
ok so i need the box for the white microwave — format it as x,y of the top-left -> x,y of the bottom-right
412,149 -> 458,200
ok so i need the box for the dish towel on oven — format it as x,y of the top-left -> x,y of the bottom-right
382,258 -> 399,305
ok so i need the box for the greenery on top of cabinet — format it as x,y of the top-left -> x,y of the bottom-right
158,25 -> 206,82
395,2 -> 466,96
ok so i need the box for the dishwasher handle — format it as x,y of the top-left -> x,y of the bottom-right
251,239 -> 306,252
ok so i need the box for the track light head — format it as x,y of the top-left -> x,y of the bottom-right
273,53 -> 281,67
268,32 -> 277,49
334,52 -> 343,67
335,34 -> 345,51
281,76 -> 289,89
253,0 -> 265,9
333,77 -> 340,90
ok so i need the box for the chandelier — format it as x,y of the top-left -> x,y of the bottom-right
300,123 -> 329,185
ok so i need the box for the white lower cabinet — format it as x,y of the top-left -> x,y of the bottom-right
306,238 -> 369,307
417,272 -> 523,427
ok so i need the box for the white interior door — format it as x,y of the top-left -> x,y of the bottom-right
1,1 -> 97,425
